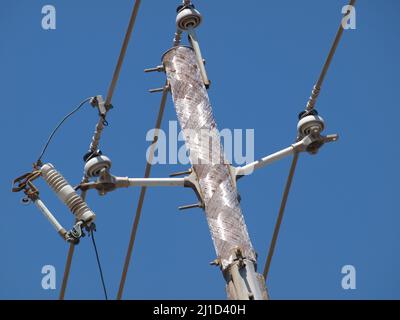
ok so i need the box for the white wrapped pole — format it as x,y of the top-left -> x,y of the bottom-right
162,46 -> 268,300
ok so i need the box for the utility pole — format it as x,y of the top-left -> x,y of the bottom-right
12,0 -> 352,300
163,46 -> 268,300
157,3 -> 268,299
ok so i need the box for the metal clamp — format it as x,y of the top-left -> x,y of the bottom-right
66,221 -> 84,244
12,165 -> 95,243
12,170 -> 41,202
233,111 -> 338,178
90,95 -> 110,115
79,156 -> 206,211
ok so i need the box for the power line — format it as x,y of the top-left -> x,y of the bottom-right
36,97 -> 93,300
305,0 -> 356,112
35,0 -> 356,300
36,97 -> 92,165
89,0 -> 142,154
263,0 -> 356,281
105,0 -> 142,107
59,240 -> 75,300
59,189 -> 87,300
117,83 -> 169,300
90,225 -> 108,300
59,0 -> 141,300
263,152 -> 299,280
58,0 -> 142,299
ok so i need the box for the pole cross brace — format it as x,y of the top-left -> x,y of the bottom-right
78,129 -> 337,211
79,166 -> 205,210
232,132 -> 338,180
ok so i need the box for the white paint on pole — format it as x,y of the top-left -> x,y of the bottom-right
163,46 -> 267,300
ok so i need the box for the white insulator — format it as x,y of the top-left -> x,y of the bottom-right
41,163 -> 96,224
297,115 -> 325,137
84,155 -> 112,177
176,7 -> 202,30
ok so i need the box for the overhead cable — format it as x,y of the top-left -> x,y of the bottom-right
117,83 -> 169,300
263,0 -> 356,282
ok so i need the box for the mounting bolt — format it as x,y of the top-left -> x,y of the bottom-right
144,65 -> 165,73
210,258 -> 221,267
178,202 -> 204,211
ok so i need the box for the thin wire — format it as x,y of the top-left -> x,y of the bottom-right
59,189 -> 87,300
36,97 -> 92,165
58,0 -> 143,299
90,226 -> 108,300
117,84 -> 169,300
263,0 -> 357,281
105,0 -> 141,107
305,0 -> 356,112
89,0 -> 142,154
59,242 -> 75,300
263,152 -> 299,281
317,0 -> 356,88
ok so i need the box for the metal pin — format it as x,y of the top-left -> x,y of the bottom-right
210,258 -> 221,267
144,65 -> 165,73
169,168 -> 192,177
148,87 -> 165,93
178,202 -> 204,211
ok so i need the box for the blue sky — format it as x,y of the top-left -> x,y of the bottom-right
1,0 -> 399,299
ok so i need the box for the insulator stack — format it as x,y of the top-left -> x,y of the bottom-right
41,163 -> 96,224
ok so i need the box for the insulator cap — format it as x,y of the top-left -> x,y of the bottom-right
176,7 -> 202,30
297,115 -> 325,137
84,155 -> 112,178
298,109 -> 318,120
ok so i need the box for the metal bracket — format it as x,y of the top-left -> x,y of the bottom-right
233,132 -> 338,179
145,67 -> 171,94
79,165 -> 206,211
188,29 -> 210,88
302,132 -> 338,155
66,221 -> 84,244
12,170 -> 41,201
233,248 -> 245,269
90,95 -> 109,116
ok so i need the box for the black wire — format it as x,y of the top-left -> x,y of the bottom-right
36,97 -> 93,165
90,226 -> 108,300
